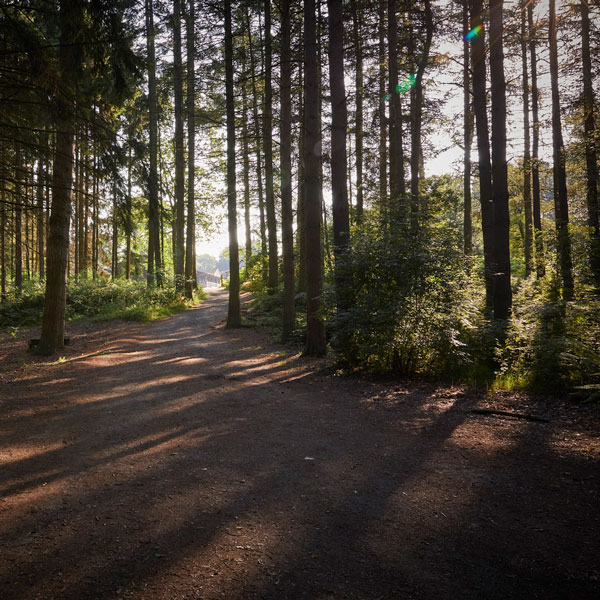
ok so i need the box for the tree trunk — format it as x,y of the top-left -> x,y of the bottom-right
351,0 -> 364,223
263,0 -> 278,291
224,0 -> 241,328
172,0 -> 185,290
528,0 -> 544,277
521,0 -> 533,277
1,190 -> 5,298
303,0 -> 326,356
580,0 -> 600,285
126,146 -> 132,280
468,0 -> 493,311
241,75 -> 252,274
280,0 -> 295,341
489,0 -> 512,320
246,8 -> 267,274
146,0 -> 161,287
387,0 -> 405,210
297,62 -> 307,294
38,0 -> 79,354
112,181 -> 118,279
328,0 -> 350,310
462,0 -> 472,255
14,146 -> 22,290
378,1 -> 387,208
549,0 -> 574,300
184,0 -> 197,298
37,133 -> 46,279
409,0 -> 433,227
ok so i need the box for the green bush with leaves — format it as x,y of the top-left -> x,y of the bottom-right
0,279 -> 206,330
331,213 -> 477,377
497,279 -> 600,391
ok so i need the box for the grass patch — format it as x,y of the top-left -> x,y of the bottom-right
0,279 -> 207,330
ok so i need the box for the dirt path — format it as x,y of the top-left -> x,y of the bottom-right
1,289 -> 599,599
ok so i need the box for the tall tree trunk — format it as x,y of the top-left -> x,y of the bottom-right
297,62 -> 307,294
378,1 -> 387,208
112,182 -> 118,278
489,0 -> 512,320
462,0 -> 472,255
146,0 -> 161,287
14,146 -> 22,290
468,0 -> 493,311
549,0 -> 574,300
280,0 -> 295,341
184,0 -> 197,297
126,146 -> 132,280
224,0 -> 241,327
242,76 -> 252,273
303,0 -> 326,356
387,0 -> 405,210
351,0 -> 364,223
246,7 -> 267,274
264,0 -> 278,291
0,190 -> 5,298
409,0 -> 433,227
580,0 -> 600,285
173,0 -> 185,290
328,0 -> 350,309
528,0 -> 544,277
37,133 -> 46,279
38,0 -> 80,354
521,0 -> 533,277
92,148 -> 98,280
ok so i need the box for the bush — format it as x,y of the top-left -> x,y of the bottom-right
0,279 -> 206,330
497,280 -> 600,391
330,212 -> 479,377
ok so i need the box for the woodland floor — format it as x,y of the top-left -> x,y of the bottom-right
0,289 -> 599,600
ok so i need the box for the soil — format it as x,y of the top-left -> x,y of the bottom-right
1,289 -> 599,600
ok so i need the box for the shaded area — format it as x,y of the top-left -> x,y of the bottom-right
0,290 -> 598,599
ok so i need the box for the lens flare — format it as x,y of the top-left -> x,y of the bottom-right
396,74 -> 417,94
464,25 -> 482,41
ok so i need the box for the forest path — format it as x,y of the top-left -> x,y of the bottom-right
0,288 -> 599,599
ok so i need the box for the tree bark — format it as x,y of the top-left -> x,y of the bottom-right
241,74 -> 252,274
462,0 -> 472,255
351,0 -> 364,223
280,0 -> 295,341
527,0 -> 544,277
38,0 -> 79,354
14,145 -> 22,290
173,0 -> 185,290
549,0 -> 574,300
378,1 -> 387,208
224,0 -> 241,327
303,0 -> 326,356
184,0 -> 197,298
409,0 -> 433,227
146,0 -> 161,287
580,0 -> 600,285
489,0 -> 512,320
246,7 -> 267,275
264,0 -> 278,291
468,0 -> 493,311
328,0 -> 350,266
387,0 -> 405,210
521,0 -> 533,277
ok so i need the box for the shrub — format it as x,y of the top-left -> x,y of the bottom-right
330,212 -> 478,377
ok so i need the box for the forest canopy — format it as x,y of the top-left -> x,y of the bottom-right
1,0 -> 599,392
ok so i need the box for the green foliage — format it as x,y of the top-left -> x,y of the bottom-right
331,212 -> 478,377
0,279 -> 206,330
497,280 -> 600,392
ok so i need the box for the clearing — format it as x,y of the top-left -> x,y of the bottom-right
0,289 -> 599,599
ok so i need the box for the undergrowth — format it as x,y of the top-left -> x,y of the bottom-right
0,279 -> 206,330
